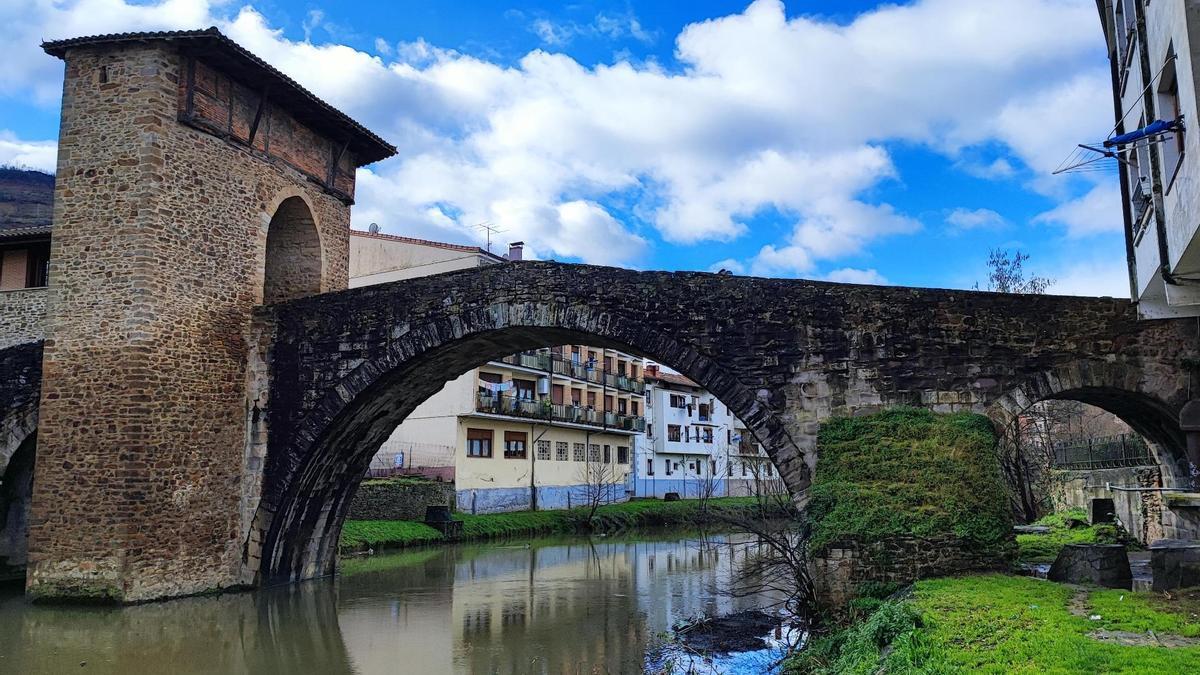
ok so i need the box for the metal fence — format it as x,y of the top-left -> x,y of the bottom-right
367,441 -> 456,480
1051,433 -> 1155,470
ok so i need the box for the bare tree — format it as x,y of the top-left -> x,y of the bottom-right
576,445 -> 617,525
975,248 -> 1053,294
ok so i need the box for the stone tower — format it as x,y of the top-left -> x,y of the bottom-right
31,29 -> 393,601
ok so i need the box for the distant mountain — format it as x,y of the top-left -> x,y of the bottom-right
0,168 -> 54,231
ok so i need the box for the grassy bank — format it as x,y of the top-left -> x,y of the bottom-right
340,496 -> 789,552
1016,507 -> 1125,562
788,574 -> 1200,673
805,407 -> 1014,558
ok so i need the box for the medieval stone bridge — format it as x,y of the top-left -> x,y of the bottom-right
2,27 -> 1199,604
249,262 -> 1199,584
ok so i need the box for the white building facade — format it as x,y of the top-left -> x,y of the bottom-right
631,366 -> 780,499
1098,1 -> 1200,317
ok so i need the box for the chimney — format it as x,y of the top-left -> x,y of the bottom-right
507,241 -> 524,261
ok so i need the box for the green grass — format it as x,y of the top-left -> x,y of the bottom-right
1016,508 -> 1122,562
787,574 -> 1200,674
339,496 -> 787,552
805,407 -> 1014,559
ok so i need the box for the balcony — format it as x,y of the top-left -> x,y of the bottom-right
494,351 -> 646,394
475,392 -> 646,433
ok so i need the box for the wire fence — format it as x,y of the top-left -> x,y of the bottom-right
366,441 -> 456,480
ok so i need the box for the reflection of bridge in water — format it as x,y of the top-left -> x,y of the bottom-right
0,532 -> 779,674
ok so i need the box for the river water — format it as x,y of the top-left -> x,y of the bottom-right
0,531 -> 795,674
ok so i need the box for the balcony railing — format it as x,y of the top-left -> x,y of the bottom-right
496,351 -> 646,393
1051,433 -> 1155,470
475,392 -> 645,432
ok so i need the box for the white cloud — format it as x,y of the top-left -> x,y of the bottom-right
946,207 -> 1008,232
0,132 -> 57,172
1037,255 -> 1130,298
825,268 -> 889,285
529,11 -> 655,47
708,258 -> 746,274
1033,184 -> 1122,237
1,0 -> 1114,270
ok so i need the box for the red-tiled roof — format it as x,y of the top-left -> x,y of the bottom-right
42,28 -> 396,166
350,229 -> 504,260
647,371 -> 701,389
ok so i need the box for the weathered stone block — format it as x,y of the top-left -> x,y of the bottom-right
1150,539 -> 1200,591
1048,544 -> 1132,589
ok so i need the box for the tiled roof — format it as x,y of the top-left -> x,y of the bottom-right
42,28 -> 396,166
0,225 -> 52,239
350,229 -> 504,260
647,371 -> 701,389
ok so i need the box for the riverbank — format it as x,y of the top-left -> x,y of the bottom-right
340,496 -> 791,553
786,573 -> 1200,673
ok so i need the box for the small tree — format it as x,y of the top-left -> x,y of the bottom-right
975,248 -> 1053,294
577,446 -> 617,525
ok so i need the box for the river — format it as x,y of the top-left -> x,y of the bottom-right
0,531 -> 797,674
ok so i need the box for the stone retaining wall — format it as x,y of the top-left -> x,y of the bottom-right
346,479 -> 455,521
0,288 -> 46,349
1051,466 -> 1164,544
810,535 -> 1015,608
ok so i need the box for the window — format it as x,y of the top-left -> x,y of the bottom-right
647,458 -> 655,476
573,443 -> 585,462
669,394 -> 686,408
631,401 -> 640,416
727,463 -> 733,477
504,431 -> 527,459
556,441 -> 569,461
588,444 -> 600,462
767,464 -> 774,477
603,445 -> 611,463
698,403 -> 710,421
727,430 -> 732,445
667,424 -> 682,442
702,428 -> 714,444
536,439 -> 551,460
587,391 -> 597,408
618,446 -> 629,464
617,361 -> 627,376
551,384 -> 565,405
665,458 -> 672,476
688,462 -> 695,472
647,423 -> 653,438
710,460 -> 716,474
604,395 -> 614,412
513,379 -> 535,400
1158,48 -> 1184,190
741,462 -> 747,477
618,399 -> 627,415
571,389 -> 582,406
572,346 -> 582,363
467,428 -> 493,458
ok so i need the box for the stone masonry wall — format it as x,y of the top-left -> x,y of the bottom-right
254,262 -> 1198,583
0,288 -> 46,350
345,479 -> 455,522
810,535 -> 1014,608
28,41 -> 352,602
1052,466 -> 1166,545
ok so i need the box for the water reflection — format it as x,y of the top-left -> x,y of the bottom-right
0,531 -> 781,674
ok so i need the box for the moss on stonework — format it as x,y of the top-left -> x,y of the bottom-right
805,407 -> 1014,559
28,579 -> 125,605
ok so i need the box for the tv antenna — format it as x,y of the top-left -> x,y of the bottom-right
474,221 -> 506,252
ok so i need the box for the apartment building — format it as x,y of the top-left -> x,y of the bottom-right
632,365 -> 779,499
349,228 -> 645,513
1097,1 -> 1200,317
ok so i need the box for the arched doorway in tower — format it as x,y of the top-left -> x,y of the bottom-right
263,196 -> 323,304
0,430 -> 35,580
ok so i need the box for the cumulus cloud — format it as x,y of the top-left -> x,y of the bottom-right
1,0 -> 1114,270
1033,183 -> 1123,237
946,207 -> 1008,232
0,132 -> 57,172
825,268 -> 889,285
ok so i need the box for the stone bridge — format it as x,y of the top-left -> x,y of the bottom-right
3,27 -> 1199,603
250,264 -> 1199,584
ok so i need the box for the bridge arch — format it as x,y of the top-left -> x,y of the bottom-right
252,299 -> 807,584
987,360 -> 1189,479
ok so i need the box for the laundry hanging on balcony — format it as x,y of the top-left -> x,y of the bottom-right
480,381 -> 514,393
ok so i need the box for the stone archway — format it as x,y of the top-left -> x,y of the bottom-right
987,360 -> 1189,478
263,195 -> 324,305
250,309 -> 803,585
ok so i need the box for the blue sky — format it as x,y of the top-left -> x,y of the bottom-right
0,0 -> 1127,295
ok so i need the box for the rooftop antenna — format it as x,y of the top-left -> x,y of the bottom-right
474,221 -> 505,252
368,222 -> 380,234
